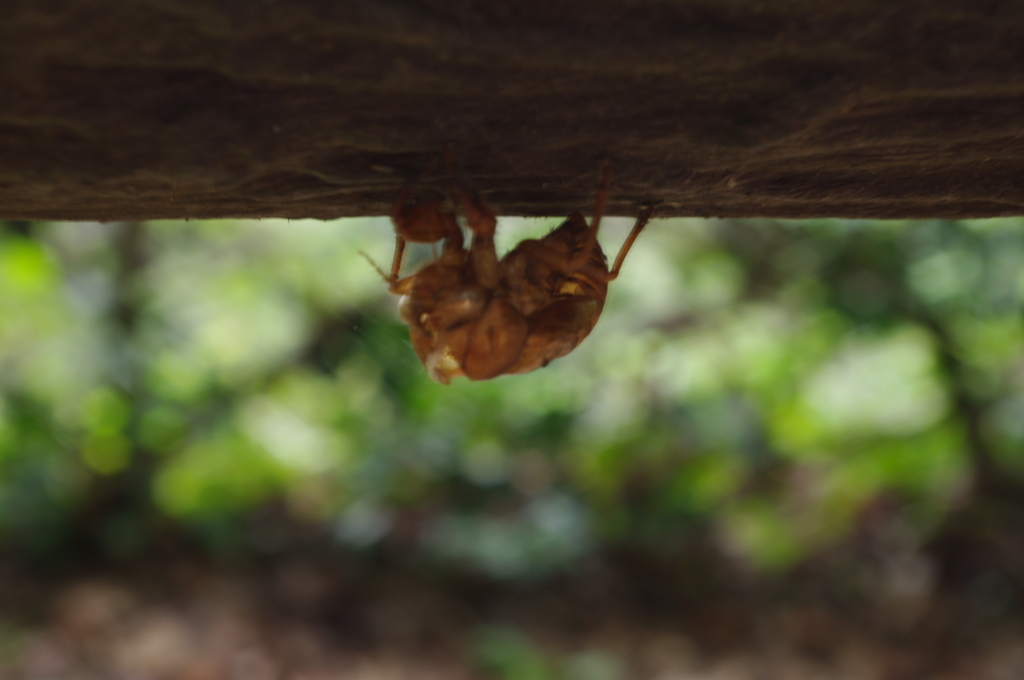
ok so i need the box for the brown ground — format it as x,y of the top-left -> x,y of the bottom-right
2,541 -> 1023,680
1,496 -> 1023,679
3,0 -> 1024,222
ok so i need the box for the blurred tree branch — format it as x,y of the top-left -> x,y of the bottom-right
916,314 -> 1013,498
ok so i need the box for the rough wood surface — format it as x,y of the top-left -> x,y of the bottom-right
3,0 -> 1024,220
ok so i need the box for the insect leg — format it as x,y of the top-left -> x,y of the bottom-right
388,234 -> 407,283
445,149 -> 500,289
608,205 -> 655,281
464,193 -> 500,289
390,155 -> 440,234
563,161 -> 611,272
444,147 -> 496,238
433,208 -> 469,269
387,162 -> 424,284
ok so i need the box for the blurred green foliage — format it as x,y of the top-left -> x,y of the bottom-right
0,216 -> 1022,574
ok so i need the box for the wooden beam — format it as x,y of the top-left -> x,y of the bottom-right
3,0 -> 1024,220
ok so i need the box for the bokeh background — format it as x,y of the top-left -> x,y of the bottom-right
1,216 -> 1023,679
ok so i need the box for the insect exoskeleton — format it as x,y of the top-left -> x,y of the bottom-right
382,155 -> 653,383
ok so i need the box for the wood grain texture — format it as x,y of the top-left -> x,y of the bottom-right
2,0 -> 1024,220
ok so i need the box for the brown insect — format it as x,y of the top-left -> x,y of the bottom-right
380,154 -> 653,384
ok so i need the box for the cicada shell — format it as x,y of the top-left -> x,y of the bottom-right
384,158 -> 652,383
